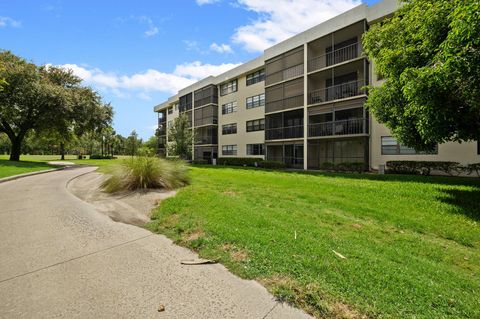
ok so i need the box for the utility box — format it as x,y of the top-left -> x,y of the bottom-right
212,158 -> 217,166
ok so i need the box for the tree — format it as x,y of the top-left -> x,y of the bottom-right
125,130 -> 140,156
0,51 -> 112,161
167,113 -> 193,159
139,135 -> 158,156
362,0 -> 480,151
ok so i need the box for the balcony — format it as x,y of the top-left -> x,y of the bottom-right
265,125 -> 304,140
308,118 -> 368,137
265,94 -> 304,114
265,64 -> 304,86
308,42 -> 360,72
308,80 -> 365,105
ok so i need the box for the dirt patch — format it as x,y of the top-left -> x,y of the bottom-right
330,302 -> 366,319
184,229 -> 205,242
230,250 -> 248,262
67,171 -> 176,226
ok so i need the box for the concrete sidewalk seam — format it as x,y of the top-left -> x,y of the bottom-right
261,303 -> 278,319
0,234 -> 154,285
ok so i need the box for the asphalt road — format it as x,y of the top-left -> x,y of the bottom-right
0,166 -> 311,319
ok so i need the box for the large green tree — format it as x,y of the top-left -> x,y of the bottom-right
167,113 -> 193,159
0,51 -> 112,161
363,0 -> 480,151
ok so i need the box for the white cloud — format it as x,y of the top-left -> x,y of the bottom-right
56,61 -> 241,97
196,0 -> 220,5
210,42 -> 234,54
0,16 -> 21,28
231,0 -> 361,52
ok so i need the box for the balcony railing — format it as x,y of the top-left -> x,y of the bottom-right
265,94 -> 304,114
195,136 -> 218,145
308,118 -> 368,137
308,80 -> 365,105
265,64 -> 304,86
265,125 -> 304,140
308,43 -> 360,72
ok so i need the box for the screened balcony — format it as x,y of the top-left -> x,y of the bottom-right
265,77 -> 304,113
265,46 -> 304,86
265,109 -> 304,141
308,79 -> 366,104
308,106 -> 368,137
194,126 -> 218,145
307,20 -> 366,73
266,143 -> 304,169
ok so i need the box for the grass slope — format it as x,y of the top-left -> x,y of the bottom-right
147,166 -> 480,318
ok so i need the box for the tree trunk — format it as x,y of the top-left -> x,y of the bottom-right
60,142 -> 65,160
9,137 -> 22,161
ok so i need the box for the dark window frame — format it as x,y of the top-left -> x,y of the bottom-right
247,143 -> 265,155
246,93 -> 265,109
246,118 -> 265,132
381,136 -> 438,155
222,144 -> 237,156
246,69 -> 265,86
222,123 -> 237,135
220,79 -> 238,96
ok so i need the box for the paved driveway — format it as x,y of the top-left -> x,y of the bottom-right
0,167 -> 311,319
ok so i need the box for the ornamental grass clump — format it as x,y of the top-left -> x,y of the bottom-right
101,156 -> 190,193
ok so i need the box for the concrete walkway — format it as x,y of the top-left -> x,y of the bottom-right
0,166 -> 312,319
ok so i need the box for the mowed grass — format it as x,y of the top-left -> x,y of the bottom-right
0,154 -> 126,174
0,159 -> 54,178
147,166 -> 480,318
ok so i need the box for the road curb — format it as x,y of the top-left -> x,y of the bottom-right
0,167 -> 65,184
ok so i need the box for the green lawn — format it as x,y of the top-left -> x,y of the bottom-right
147,166 -> 480,319
0,159 -> 54,178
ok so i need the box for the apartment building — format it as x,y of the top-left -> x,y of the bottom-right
154,0 -> 479,170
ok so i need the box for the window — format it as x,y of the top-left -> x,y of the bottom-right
222,145 -> 237,156
220,79 -> 238,96
247,144 -> 265,155
221,101 -> 237,115
246,119 -> 265,132
381,136 -> 438,155
222,123 -> 237,135
246,93 -> 265,109
167,107 -> 173,114
246,69 -> 265,86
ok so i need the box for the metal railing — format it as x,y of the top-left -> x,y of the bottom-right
265,94 -> 304,113
308,43 -> 360,72
265,63 -> 304,86
308,118 -> 368,137
308,80 -> 365,105
265,125 -> 304,140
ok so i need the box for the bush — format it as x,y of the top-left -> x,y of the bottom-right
386,161 -> 461,176
320,162 -> 335,170
101,156 -> 190,193
192,159 -> 208,165
90,154 -> 116,160
335,162 -> 365,172
217,157 -> 263,167
465,163 -> 480,177
258,160 -> 286,169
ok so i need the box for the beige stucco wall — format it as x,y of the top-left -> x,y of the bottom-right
370,118 -> 479,169
218,71 -> 265,158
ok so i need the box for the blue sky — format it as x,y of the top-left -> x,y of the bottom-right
0,0 -> 380,139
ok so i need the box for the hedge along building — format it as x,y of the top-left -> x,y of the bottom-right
154,0 -> 480,170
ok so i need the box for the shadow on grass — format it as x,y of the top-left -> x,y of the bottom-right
0,160 -> 52,169
436,188 -> 480,221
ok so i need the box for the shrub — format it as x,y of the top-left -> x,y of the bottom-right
217,157 -> 263,167
465,163 -> 480,177
90,154 -> 116,160
101,156 -> 190,193
335,162 -> 365,172
192,159 -> 208,165
386,161 -> 461,176
258,160 -> 286,169
320,162 -> 335,170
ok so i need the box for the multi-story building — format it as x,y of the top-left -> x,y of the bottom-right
154,0 -> 479,170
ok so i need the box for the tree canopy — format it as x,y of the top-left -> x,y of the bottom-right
0,50 -> 113,160
363,0 -> 480,150
167,113 -> 193,159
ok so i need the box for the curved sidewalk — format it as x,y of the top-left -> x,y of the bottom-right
0,166 -> 312,319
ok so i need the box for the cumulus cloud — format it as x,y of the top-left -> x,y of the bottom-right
210,42 -> 233,54
0,16 -> 21,28
56,61 -> 241,98
232,0 -> 361,52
